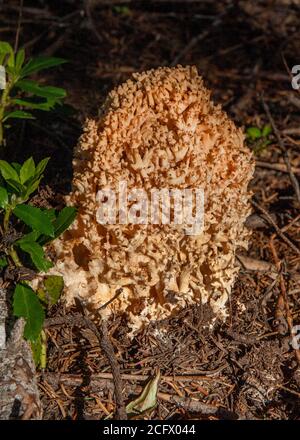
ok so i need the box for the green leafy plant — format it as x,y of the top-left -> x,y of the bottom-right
0,156 -> 76,366
246,124 -> 272,154
113,5 -> 131,15
0,40 -> 67,146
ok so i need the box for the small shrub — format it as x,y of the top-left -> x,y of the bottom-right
0,40 -> 67,147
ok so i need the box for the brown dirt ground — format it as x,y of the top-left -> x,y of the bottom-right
0,0 -> 300,420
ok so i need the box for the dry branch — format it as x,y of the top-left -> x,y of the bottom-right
261,96 -> 300,207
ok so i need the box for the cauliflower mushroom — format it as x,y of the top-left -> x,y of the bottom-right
51,65 -> 254,335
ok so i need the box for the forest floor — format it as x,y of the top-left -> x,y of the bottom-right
0,0 -> 300,420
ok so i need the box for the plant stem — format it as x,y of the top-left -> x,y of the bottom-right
3,206 -> 22,266
9,247 -> 22,267
3,207 -> 11,232
0,119 -> 3,147
40,330 -> 47,369
0,80 -> 13,147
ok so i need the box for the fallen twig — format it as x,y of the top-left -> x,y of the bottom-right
44,313 -> 83,328
44,307 -> 127,419
269,236 -> 300,366
85,0 -> 103,45
261,96 -> 300,207
43,371 -> 228,384
14,0 -> 23,53
256,160 -> 300,174
251,200 -> 300,256
171,4 -> 233,66
157,392 -> 239,419
82,312 -> 127,420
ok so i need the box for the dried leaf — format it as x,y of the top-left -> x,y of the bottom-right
126,370 -> 160,416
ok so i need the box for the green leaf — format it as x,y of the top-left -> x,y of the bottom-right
18,240 -> 53,272
3,110 -> 34,122
44,208 -> 56,222
12,162 -> 22,173
20,157 -> 48,195
21,56 -> 67,77
39,207 -> 76,245
23,176 -> 42,200
12,97 -> 56,111
44,275 -> 64,305
262,124 -> 272,137
20,163 -> 48,200
0,41 -> 13,65
31,330 -> 46,368
246,127 -> 262,140
35,157 -> 50,177
20,157 -> 36,184
114,5 -> 131,15
36,209 -> 57,245
37,288 -> 46,304
0,186 -> 8,208
126,370 -> 160,416
13,283 -> 45,341
13,204 -> 55,236
16,230 -> 41,245
0,256 -> 8,267
0,41 -> 13,55
16,79 -> 67,100
6,178 -> 25,194
6,52 -> 14,68
0,160 -> 20,182
53,206 -> 77,238
31,335 -> 42,366
15,48 -> 25,72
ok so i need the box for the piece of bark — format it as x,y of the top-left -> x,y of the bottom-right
245,213 -> 276,230
0,311 -> 42,420
158,392 -> 239,419
236,254 -> 276,273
